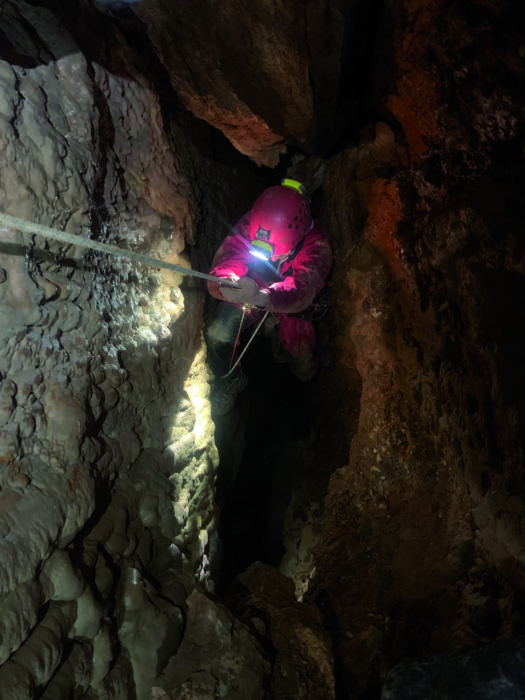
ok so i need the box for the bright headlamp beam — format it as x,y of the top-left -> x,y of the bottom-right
250,249 -> 271,261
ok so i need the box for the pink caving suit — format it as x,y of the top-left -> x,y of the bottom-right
207,211 -> 332,358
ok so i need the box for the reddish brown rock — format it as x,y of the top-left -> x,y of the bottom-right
134,0 -> 350,165
307,1 -> 525,696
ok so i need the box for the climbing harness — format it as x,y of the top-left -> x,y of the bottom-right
222,306 -> 269,378
0,211 -> 239,287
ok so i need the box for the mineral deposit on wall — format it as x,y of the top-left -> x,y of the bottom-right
0,2 -> 219,696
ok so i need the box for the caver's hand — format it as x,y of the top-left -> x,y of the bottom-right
220,276 -> 269,307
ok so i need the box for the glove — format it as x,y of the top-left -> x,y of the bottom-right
220,276 -> 269,307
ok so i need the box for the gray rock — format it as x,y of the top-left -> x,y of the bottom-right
382,636 -> 525,700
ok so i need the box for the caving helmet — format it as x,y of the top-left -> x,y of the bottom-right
249,179 -> 312,260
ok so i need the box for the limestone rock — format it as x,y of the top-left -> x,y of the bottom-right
228,562 -> 336,699
133,0 -> 351,165
156,589 -> 269,700
0,0 -> 524,698
381,635 -> 525,700
0,2 -> 221,696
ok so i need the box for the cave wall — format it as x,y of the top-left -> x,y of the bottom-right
0,2 -> 334,697
305,0 -> 525,696
0,2 -> 223,696
1,0 -> 524,698
134,0 -> 382,166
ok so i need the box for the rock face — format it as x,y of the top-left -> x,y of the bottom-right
227,562 -> 336,699
134,0 -> 382,166
303,0 -> 525,697
0,0 -> 524,698
381,634 -> 525,700
155,589 -> 270,700
0,2 -> 253,697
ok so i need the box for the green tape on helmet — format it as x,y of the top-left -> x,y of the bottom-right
281,178 -> 306,195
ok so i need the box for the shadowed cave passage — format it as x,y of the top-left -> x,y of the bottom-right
213,324 -> 330,592
207,178 -> 340,593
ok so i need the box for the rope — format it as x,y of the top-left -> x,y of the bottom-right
0,211 -> 273,372
0,211 -> 239,287
227,306 -> 247,373
221,309 -> 269,378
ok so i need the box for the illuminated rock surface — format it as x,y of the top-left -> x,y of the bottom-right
0,0 -> 524,698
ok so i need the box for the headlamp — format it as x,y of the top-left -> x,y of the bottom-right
249,239 -> 274,261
